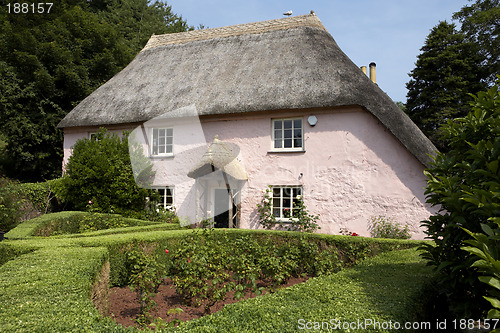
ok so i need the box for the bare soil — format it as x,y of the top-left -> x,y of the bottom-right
108,276 -> 309,329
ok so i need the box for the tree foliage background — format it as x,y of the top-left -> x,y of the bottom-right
0,0 -> 191,182
405,0 -> 499,152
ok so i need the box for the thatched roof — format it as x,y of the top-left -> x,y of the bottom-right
58,13 -> 436,166
187,136 -> 247,181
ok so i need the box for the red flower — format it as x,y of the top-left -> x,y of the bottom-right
188,258 -> 191,263
351,232 -> 359,236
165,249 -> 169,254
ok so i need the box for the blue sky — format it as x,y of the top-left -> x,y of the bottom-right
167,0 -> 471,102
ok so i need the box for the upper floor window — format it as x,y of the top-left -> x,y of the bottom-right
152,128 -> 173,156
272,118 -> 303,151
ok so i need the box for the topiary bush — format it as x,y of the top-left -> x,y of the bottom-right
420,79 -> 500,318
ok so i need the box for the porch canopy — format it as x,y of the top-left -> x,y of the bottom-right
187,135 -> 247,181
188,136 -> 247,228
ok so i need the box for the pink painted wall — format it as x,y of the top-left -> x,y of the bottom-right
62,107 -> 434,239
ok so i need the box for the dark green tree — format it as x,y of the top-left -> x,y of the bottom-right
62,129 -> 154,214
0,0 -> 190,181
406,21 -> 487,152
94,0 -> 192,56
420,79 -> 500,318
453,0 -> 500,85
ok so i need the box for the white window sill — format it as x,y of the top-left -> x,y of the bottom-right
268,149 -> 305,153
149,154 -> 174,159
275,218 -> 299,223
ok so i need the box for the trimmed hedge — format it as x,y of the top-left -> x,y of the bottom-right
0,217 -> 436,332
4,211 -> 177,239
0,246 -> 132,332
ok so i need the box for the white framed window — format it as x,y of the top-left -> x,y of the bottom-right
271,186 -> 302,220
151,128 -> 173,156
154,187 -> 175,210
272,118 -> 303,151
89,132 -> 98,140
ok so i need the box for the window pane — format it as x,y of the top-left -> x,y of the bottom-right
159,137 -> 165,146
159,129 -> 166,137
273,198 -> 280,208
166,137 -> 173,145
274,120 -> 282,129
166,128 -> 173,137
293,119 -> 302,129
159,146 -> 165,154
274,139 -> 282,148
284,139 -> 292,148
166,188 -> 173,205
274,130 -> 282,139
166,145 -> 172,153
273,208 -> 280,217
283,198 -> 291,208
284,120 -> 292,129
273,188 -> 281,197
292,188 -> 300,197
284,129 -> 292,139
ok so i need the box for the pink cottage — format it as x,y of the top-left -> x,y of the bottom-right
58,13 -> 437,238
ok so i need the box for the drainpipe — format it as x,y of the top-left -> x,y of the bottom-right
369,62 -> 376,84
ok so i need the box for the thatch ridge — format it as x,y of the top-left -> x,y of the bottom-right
143,14 -> 326,49
58,13 -> 436,166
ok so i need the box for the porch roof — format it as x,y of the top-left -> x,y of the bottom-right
187,136 -> 248,181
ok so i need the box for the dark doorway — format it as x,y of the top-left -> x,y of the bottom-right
213,188 -> 236,228
214,189 -> 229,228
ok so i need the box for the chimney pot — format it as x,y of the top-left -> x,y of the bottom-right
369,62 -> 376,83
360,66 -> 367,75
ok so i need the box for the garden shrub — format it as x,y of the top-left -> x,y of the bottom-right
420,80 -> 500,318
0,177 -> 25,232
124,244 -> 166,327
175,248 -> 436,332
61,128 -> 155,216
165,228 -> 421,315
368,215 -> 411,239
462,220 -> 500,324
0,178 -> 67,233
16,179 -> 65,214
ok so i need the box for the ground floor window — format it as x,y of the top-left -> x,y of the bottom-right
154,187 -> 174,210
271,186 -> 302,220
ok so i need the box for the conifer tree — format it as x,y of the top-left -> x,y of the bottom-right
406,21 -> 486,152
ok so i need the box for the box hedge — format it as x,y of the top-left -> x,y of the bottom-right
0,215 -> 436,332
